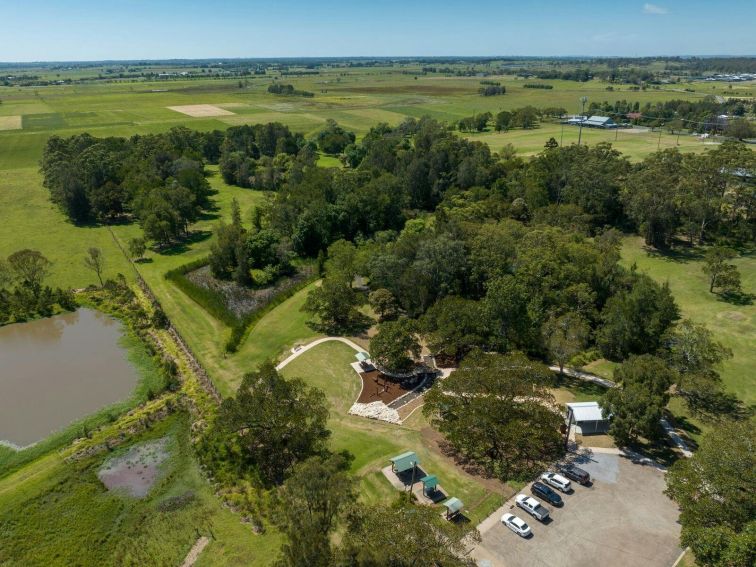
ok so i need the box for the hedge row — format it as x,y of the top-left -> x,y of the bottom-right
165,258 -> 317,353
164,258 -> 239,328
224,274 -> 317,353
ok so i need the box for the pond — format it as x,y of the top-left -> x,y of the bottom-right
0,308 -> 141,448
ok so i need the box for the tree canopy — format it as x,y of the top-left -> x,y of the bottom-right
424,351 -> 563,480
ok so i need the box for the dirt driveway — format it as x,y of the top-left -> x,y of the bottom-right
472,451 -> 682,567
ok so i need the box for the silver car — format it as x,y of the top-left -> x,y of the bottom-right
501,513 -> 532,537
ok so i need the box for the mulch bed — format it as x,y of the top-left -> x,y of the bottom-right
357,370 -> 413,404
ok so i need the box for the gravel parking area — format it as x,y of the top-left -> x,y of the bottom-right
473,451 -> 682,567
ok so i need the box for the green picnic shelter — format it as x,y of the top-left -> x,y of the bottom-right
420,474 -> 438,496
442,497 -> 464,520
389,451 -> 419,474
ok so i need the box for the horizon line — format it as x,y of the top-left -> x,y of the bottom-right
2,54 -> 756,66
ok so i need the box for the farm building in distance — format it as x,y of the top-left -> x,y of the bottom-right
565,115 -> 618,129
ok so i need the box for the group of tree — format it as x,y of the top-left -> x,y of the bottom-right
267,82 -> 314,97
315,119 -> 356,154
0,249 -> 75,324
218,122 -> 304,188
620,142 -> 755,247
479,84 -> 505,96
665,421 -> 755,567
458,112 -> 492,132
612,96 -> 756,133
40,128 -> 218,246
208,199 -> 294,287
494,106 -> 541,131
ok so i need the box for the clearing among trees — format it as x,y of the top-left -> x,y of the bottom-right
167,104 -> 236,117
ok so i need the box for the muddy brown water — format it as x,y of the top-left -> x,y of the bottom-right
0,308 -> 140,448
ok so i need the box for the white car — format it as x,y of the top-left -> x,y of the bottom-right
541,472 -> 572,493
501,513 -> 532,537
515,494 -> 550,521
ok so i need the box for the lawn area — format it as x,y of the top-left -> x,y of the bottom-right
280,340 -> 508,525
549,376 -> 608,406
621,236 -> 755,405
0,167 -> 133,289
620,236 -> 755,445
0,414 -> 281,567
464,123 -> 712,162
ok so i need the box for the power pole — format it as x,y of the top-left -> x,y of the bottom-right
658,122 -> 664,151
577,96 -> 588,146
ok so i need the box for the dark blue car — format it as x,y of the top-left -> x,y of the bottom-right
531,481 -> 563,507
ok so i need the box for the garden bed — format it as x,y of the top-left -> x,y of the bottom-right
184,265 -> 314,320
356,370 -> 415,404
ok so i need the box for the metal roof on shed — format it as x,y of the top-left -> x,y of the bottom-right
567,401 -> 606,422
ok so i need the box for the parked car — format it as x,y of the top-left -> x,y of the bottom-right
531,481 -> 563,507
501,513 -> 532,538
560,464 -> 591,485
515,494 -> 550,521
540,472 -> 572,493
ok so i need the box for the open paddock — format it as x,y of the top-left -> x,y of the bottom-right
167,104 -> 236,117
0,115 -> 22,130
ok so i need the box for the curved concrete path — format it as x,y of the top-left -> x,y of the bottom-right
275,337 -> 364,371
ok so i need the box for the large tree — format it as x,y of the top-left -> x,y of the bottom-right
338,503 -> 480,566
421,296 -> 493,361
542,311 -> 590,374
703,246 -> 742,295
303,276 -> 364,334
369,319 -> 421,373
666,421 -> 755,567
424,351 -> 563,480
597,273 -> 679,360
662,319 -> 738,420
212,362 -> 330,486
7,249 -> 52,291
599,355 -> 675,445
273,454 -> 356,567
621,149 -> 683,248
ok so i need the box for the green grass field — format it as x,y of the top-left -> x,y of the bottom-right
620,236 -> 755,405
279,340 -> 508,524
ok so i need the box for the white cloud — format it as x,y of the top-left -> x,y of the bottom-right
643,3 -> 669,14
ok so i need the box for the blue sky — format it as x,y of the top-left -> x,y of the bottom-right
2,1 -> 755,62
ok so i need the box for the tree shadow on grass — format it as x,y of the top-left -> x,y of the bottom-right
717,290 -> 754,306
642,243 -> 705,264
154,230 -> 212,256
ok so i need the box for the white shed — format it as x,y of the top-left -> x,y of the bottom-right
566,401 -> 609,434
